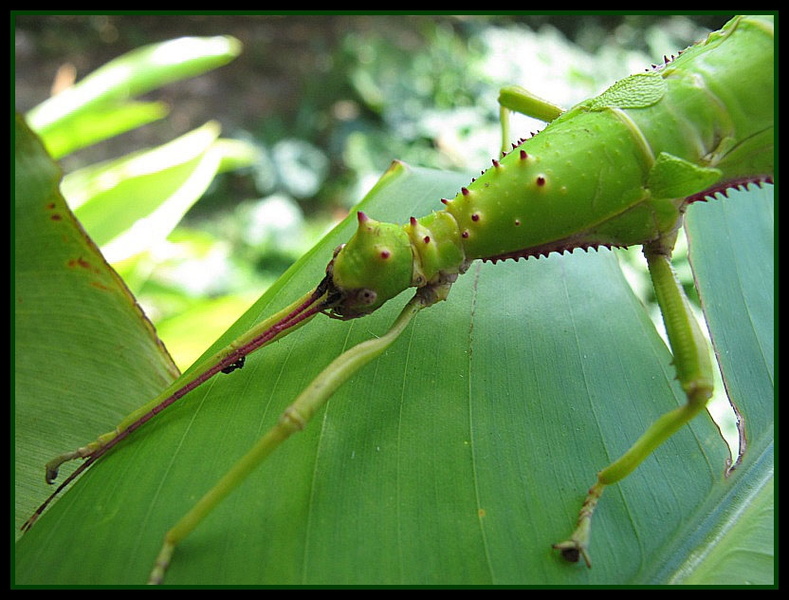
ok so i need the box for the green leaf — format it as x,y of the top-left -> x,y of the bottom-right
666,186 -> 775,585
26,36 -> 241,159
670,476 -> 774,585
14,133 -> 773,586
29,100 -> 170,161
13,114 -> 180,535
61,121 -> 227,262
686,186 -> 774,445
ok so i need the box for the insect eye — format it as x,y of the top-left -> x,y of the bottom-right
356,289 -> 377,305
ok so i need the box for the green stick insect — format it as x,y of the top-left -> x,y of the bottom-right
19,15 -> 774,585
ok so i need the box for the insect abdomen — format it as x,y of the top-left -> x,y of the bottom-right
630,15 -> 773,182
440,15 -> 773,264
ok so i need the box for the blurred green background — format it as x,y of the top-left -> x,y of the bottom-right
14,14 -> 734,370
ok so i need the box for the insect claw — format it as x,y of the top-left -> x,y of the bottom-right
553,539 -> 593,568
44,450 -> 86,484
45,464 -> 60,485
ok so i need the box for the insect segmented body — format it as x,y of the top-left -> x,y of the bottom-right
326,14 -> 773,319
24,15 -> 773,583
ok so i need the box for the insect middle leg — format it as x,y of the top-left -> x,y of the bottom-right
554,233 -> 715,567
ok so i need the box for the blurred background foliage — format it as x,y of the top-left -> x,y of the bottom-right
15,13 -> 734,370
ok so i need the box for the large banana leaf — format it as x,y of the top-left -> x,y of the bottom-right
14,114 -> 773,586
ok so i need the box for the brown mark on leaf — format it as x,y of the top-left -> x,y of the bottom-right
67,256 -> 102,275
45,201 -> 62,221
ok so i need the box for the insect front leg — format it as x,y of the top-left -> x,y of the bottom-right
147,285 -> 452,584
554,233 -> 715,567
